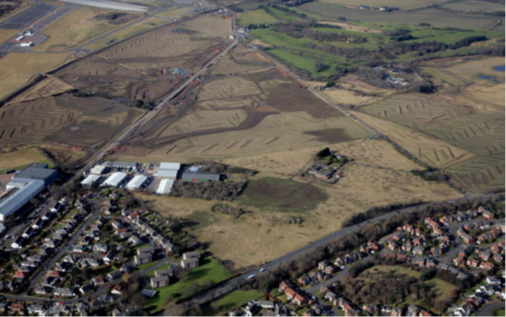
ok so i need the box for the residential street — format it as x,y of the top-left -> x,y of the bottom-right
24,200 -> 103,293
475,302 -> 504,316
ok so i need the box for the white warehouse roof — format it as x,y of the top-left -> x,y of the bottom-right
103,172 -> 127,187
156,162 -> 180,179
159,162 -> 181,170
156,179 -> 174,195
0,180 -> 44,221
81,174 -> 100,186
126,175 -> 148,190
90,165 -> 108,175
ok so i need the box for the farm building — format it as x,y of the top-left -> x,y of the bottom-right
102,173 -> 128,187
156,179 -> 174,195
81,175 -> 101,187
12,163 -> 58,186
155,162 -> 181,178
181,172 -> 220,182
105,161 -> 138,172
126,175 -> 148,190
90,165 -> 108,175
0,180 -> 44,221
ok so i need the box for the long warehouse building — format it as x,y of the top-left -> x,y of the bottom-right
126,175 -> 148,190
81,174 -> 101,187
156,178 -> 174,195
0,180 -> 44,221
156,162 -> 181,178
102,172 -> 127,187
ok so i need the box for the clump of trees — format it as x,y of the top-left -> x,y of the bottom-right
212,204 -> 253,219
285,215 -> 304,224
169,181 -> 247,201
197,162 -> 257,176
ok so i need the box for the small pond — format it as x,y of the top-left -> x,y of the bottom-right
478,75 -> 499,83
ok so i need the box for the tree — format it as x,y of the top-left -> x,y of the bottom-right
122,272 -> 132,285
316,147 -> 331,158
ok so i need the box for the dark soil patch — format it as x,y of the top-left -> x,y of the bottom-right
237,177 -> 328,212
304,128 -> 353,143
93,12 -> 139,25
266,83 -> 341,119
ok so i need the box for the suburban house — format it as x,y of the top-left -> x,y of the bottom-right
150,275 -> 170,289
181,257 -> 199,269
106,270 -> 123,281
134,253 -> 153,266
183,251 -> 201,260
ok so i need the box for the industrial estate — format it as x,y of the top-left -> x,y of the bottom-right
0,0 -> 503,315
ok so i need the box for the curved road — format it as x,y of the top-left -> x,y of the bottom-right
476,302 -> 505,316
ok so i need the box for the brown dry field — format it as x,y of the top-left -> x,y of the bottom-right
117,64 -> 370,162
137,138 -> 461,267
0,147 -> 47,170
0,94 -> 141,148
184,15 -> 232,38
308,79 -> 392,106
206,47 -> 272,76
9,76 -> 74,104
0,52 -> 70,100
53,15 -> 227,102
462,83 -> 505,107
351,110 -> 472,169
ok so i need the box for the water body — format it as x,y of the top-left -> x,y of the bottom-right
479,75 -> 499,83
494,65 -> 505,71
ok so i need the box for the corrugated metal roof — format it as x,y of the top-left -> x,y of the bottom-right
155,170 -> 178,178
156,179 -> 174,195
13,165 -> 57,182
126,175 -> 147,190
81,174 -> 100,186
181,172 -> 220,181
159,162 -> 181,170
103,172 -> 127,187
90,165 -> 107,175
112,161 -> 137,168
0,180 -> 44,218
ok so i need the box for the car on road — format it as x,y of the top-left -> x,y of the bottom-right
248,274 -> 255,279
259,268 -> 265,272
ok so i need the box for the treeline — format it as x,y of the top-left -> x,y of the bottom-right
342,257 -> 476,311
274,22 -> 367,43
169,181 -> 247,201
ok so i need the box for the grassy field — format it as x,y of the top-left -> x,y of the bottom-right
237,177 -> 328,212
145,257 -> 232,313
208,290 -> 262,313
494,308 -> 505,317
0,29 -> 18,44
142,138 -> 461,268
184,15 -> 232,37
440,0 -> 506,12
237,9 -> 280,26
0,52 -> 70,100
300,3 -> 500,29
0,147 -> 48,172
316,0 -> 451,10
156,7 -> 191,18
35,8 -> 141,52
84,17 -> 169,50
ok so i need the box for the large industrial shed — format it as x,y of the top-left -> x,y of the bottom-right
103,172 -> 128,187
126,175 -> 148,190
104,161 -> 138,171
156,162 -> 181,178
0,180 -> 44,221
81,174 -> 101,187
156,179 -> 174,195
12,163 -> 58,186
90,165 -> 108,175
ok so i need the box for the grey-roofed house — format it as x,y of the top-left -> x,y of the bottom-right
155,268 -> 173,277
134,253 -> 152,266
137,246 -> 155,255
150,275 -> 170,289
107,270 -> 123,281
181,257 -> 199,269
183,251 -> 200,260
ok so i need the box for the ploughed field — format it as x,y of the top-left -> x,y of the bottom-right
117,47 -> 370,162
